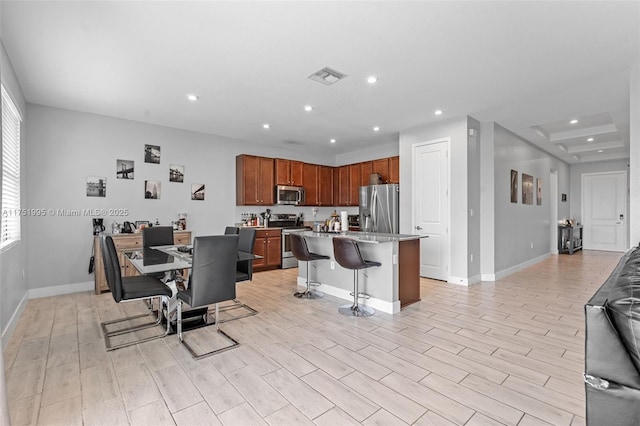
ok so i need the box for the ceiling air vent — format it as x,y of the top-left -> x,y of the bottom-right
308,67 -> 347,85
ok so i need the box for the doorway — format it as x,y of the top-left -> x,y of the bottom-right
582,171 -> 627,251
412,138 -> 450,280
550,170 -> 558,254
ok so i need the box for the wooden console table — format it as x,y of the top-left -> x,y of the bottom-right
93,231 -> 192,294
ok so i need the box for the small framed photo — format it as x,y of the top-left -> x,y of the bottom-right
561,193 -> 567,202
191,183 -> 205,201
86,176 -> 106,197
116,159 -> 134,179
522,174 -> 534,205
145,180 -> 161,199
144,144 -> 161,164
510,170 -> 518,203
135,220 -> 149,231
536,178 -> 542,205
170,164 -> 184,183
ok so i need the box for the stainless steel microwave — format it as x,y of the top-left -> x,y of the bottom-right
275,185 -> 305,205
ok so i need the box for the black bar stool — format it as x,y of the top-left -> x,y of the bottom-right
290,233 -> 329,299
332,237 -> 381,317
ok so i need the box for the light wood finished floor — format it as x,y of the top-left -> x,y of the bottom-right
4,250 -> 622,425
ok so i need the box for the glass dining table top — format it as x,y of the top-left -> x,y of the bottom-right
124,245 -> 260,275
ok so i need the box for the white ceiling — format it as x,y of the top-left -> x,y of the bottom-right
1,1 -> 639,163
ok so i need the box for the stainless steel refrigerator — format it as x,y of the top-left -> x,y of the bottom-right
359,184 -> 399,233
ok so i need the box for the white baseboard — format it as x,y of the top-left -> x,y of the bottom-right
297,277 -> 400,314
491,253 -> 550,281
2,292 -> 28,349
2,281 -> 94,347
28,281 -> 94,299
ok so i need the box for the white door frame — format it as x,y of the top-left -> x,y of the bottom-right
550,170 -> 558,254
581,170 -> 628,251
412,137 -> 451,281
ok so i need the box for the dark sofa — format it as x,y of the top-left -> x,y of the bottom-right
585,247 -> 640,425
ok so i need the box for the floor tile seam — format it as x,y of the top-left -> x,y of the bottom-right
501,376 -> 585,417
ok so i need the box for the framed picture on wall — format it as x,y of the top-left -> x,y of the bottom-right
145,180 -> 161,199
536,178 -> 542,205
522,174 -> 534,205
144,144 -> 161,164
191,183 -> 205,200
86,176 -> 106,197
169,164 -> 184,182
510,170 -> 518,203
116,159 -> 134,179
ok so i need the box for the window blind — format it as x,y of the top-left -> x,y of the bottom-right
1,85 -> 22,248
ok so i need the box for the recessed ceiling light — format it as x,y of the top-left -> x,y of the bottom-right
570,119 -> 578,124
367,76 -> 378,84
587,137 -> 594,142
330,139 -> 336,144
597,149 -> 604,153
304,105 -> 313,112
186,94 -> 199,101
373,126 -> 380,132
263,123 -> 270,129
434,109 -> 443,116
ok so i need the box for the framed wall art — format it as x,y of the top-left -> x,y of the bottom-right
536,178 -> 542,205
522,174 -> 534,205
169,164 -> 184,182
116,159 -> 134,179
144,144 -> 160,164
191,183 -> 205,201
86,176 -> 106,197
145,180 -> 161,199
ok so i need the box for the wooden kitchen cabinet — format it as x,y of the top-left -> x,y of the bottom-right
302,163 -> 319,206
275,158 -> 303,186
236,155 -> 275,205
336,164 -> 360,206
388,156 -> 400,183
360,161 -> 373,186
318,165 -> 334,206
253,229 -> 281,272
372,158 -> 389,182
349,164 -> 361,205
93,231 -> 192,294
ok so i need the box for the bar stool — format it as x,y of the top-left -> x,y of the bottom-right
291,233 -> 329,299
332,237 -> 381,317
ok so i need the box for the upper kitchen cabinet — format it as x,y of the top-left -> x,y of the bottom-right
275,158 -> 303,186
236,154 -> 275,205
372,158 -> 389,182
318,165 -> 334,206
303,164 -> 334,206
388,156 -> 399,183
336,164 -> 360,206
360,161 -> 373,186
302,163 -> 319,206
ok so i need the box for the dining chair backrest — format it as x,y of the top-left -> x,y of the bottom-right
237,228 -> 257,281
103,235 -> 125,303
142,226 -> 174,248
224,226 -> 240,235
189,235 -> 239,307
100,234 -> 114,292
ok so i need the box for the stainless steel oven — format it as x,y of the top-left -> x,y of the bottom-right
281,228 -> 308,269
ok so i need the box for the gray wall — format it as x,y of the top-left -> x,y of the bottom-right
493,123 -> 570,274
24,104 -> 341,290
0,40 -> 27,338
467,117 -> 481,281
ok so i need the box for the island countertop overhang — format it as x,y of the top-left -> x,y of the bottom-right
301,230 -> 423,243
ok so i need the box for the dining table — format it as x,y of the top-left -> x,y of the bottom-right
123,244 -> 262,333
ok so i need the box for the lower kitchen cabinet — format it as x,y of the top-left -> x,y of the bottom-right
253,229 -> 281,271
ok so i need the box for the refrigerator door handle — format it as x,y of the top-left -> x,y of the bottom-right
371,188 -> 377,232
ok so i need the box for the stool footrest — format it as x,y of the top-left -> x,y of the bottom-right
348,291 -> 371,299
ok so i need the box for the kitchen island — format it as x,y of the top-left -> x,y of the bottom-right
297,231 -> 422,314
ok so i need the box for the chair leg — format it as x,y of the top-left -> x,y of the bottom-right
102,296 -> 171,351
339,270 -> 375,317
177,302 -> 240,359
294,261 -> 324,299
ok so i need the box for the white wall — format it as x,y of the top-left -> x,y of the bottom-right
467,117 -> 481,282
480,121 -> 495,277
24,104 -> 337,291
335,140 -> 399,166
0,40 -> 27,338
493,123 -> 570,274
630,63 -> 640,248
399,116 -> 469,282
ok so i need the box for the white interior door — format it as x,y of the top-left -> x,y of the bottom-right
413,139 -> 449,280
582,171 -> 627,251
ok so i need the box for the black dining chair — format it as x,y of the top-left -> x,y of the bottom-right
236,227 -> 257,282
100,235 -> 173,351
224,226 -> 240,235
142,226 -> 174,248
176,235 -> 240,358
